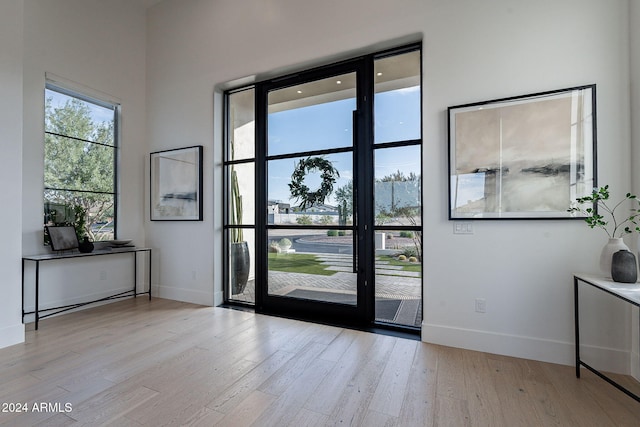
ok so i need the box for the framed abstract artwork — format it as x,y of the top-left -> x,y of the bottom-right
448,85 -> 596,219
150,145 -> 203,221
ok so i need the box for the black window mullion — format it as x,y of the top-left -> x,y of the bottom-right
255,81 -> 268,311
45,131 -> 115,148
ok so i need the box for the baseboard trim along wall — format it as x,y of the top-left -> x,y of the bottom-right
152,284 -> 214,306
0,323 -> 25,350
422,322 -> 632,375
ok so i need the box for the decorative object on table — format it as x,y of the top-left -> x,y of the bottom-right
600,238 -> 630,274
78,236 -> 94,253
611,249 -> 637,283
150,145 -> 203,221
45,225 -> 79,251
568,185 -> 640,274
111,239 -> 133,247
289,156 -> 340,210
448,84 -> 596,219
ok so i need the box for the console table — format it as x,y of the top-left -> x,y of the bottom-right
574,273 -> 640,402
22,247 -> 152,330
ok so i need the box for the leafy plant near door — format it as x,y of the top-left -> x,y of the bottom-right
567,185 -> 640,237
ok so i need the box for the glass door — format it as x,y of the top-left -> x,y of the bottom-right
257,62 -> 368,324
231,44 -> 423,330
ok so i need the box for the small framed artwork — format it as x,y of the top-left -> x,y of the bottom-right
46,225 -> 79,251
150,145 -> 203,221
448,85 -> 596,219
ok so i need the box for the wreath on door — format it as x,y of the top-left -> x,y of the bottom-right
289,157 -> 340,210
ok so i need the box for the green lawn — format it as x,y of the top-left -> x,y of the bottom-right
376,255 -> 422,273
268,253 -> 336,276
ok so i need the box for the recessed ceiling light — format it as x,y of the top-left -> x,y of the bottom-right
376,72 -> 383,76
297,90 -> 302,94
336,80 -> 342,84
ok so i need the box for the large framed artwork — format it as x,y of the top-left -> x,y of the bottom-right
150,145 -> 203,221
448,85 -> 596,219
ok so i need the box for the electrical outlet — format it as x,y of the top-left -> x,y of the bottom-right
475,298 -> 486,313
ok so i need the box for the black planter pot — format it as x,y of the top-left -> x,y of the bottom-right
78,236 -> 94,253
231,241 -> 250,295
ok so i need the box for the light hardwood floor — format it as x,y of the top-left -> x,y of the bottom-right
1,298 -> 639,426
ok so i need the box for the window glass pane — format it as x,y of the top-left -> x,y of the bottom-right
374,145 -> 421,226
267,229 -> 356,305
228,162 -> 255,226
374,50 -> 421,144
268,73 -> 356,156
229,88 -> 255,161
374,229 -> 422,327
267,152 -> 352,225
45,88 -> 115,145
44,191 -> 115,241
228,228 -> 255,304
44,135 -> 114,193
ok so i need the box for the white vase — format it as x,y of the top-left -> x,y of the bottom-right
600,238 -> 629,275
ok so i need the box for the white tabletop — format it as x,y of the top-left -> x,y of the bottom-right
574,273 -> 640,306
23,247 -> 151,261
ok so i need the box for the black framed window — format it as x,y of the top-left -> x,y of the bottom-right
44,83 -> 119,242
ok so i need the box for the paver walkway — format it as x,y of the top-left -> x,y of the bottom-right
232,252 -> 422,327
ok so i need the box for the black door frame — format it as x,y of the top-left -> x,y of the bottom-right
255,57 -> 373,327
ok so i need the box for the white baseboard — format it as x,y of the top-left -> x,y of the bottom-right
632,351 -> 640,381
0,323 -> 25,349
213,290 -> 224,306
422,322 -> 632,374
152,284 -> 213,306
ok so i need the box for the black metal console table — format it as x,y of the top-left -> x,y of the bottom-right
22,247 -> 152,330
574,273 -> 640,402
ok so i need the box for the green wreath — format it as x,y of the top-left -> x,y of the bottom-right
289,157 -> 340,210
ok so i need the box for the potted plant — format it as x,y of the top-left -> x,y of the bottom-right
230,167 -> 250,295
568,185 -> 640,274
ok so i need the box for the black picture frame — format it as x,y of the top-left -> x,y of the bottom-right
448,84 -> 596,219
150,145 -> 203,221
46,225 -> 79,251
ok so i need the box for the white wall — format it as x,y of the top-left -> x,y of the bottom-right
21,0 -> 147,321
630,0 -> 640,380
422,0 -> 631,371
146,0 -> 637,370
0,0 -> 25,349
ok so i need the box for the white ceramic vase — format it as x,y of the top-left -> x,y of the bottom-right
600,237 -> 629,275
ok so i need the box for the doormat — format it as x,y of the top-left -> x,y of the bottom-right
283,289 -> 402,322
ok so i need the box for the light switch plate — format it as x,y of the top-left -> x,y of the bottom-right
453,221 -> 474,234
